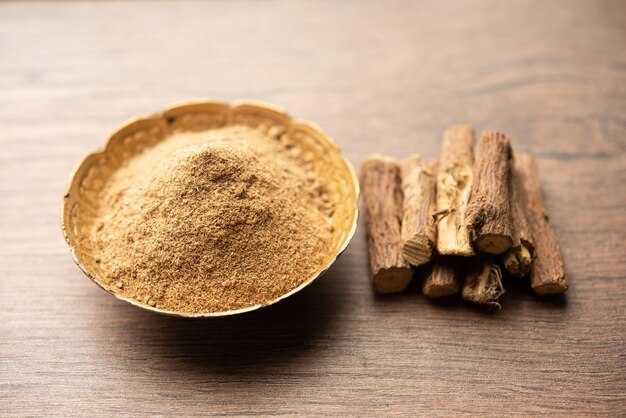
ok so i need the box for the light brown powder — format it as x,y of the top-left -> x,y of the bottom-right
90,125 -> 333,314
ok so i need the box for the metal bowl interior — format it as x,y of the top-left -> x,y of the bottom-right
61,100 -> 359,317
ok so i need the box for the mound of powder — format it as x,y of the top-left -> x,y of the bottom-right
90,125 -> 333,314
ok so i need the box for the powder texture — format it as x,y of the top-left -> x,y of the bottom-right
90,125 -> 333,314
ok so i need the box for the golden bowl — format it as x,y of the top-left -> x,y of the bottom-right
61,100 -> 359,317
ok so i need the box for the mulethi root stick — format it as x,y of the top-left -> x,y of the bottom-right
401,155 -> 437,267
466,131 -> 514,254
360,155 -> 413,294
502,152 -> 535,277
462,257 -> 505,307
422,255 -> 461,298
435,125 -> 476,257
513,152 -> 568,294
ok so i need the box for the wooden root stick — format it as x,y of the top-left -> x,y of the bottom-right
401,155 -> 437,267
360,155 -> 413,294
502,154 -> 535,277
513,152 -> 568,294
436,125 -> 476,257
466,131 -> 514,254
423,255 -> 461,298
462,257 -> 505,307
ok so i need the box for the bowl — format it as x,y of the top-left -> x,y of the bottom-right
61,100 -> 359,317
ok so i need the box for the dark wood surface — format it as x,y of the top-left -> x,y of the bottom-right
1,1 -> 625,416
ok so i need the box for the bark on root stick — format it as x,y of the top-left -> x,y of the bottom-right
513,152 -> 568,294
360,155 -> 413,294
422,255 -> 461,298
466,131 -> 514,254
401,155 -> 437,267
435,125 -> 476,257
462,257 -> 505,307
502,153 -> 535,277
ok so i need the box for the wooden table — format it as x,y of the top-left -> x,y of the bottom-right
2,1 -> 625,416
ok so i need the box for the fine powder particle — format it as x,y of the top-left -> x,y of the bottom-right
90,125 -> 333,314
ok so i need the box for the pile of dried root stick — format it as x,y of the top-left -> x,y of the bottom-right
360,125 -> 568,307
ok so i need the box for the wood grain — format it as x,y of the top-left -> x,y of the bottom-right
1,0 -> 625,416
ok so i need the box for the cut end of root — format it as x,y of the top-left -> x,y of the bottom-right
373,267 -> 414,294
436,244 -> 475,257
532,278 -> 568,295
503,245 -> 533,278
402,236 -> 434,267
474,234 -> 512,254
423,282 -> 460,298
463,262 -> 505,307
